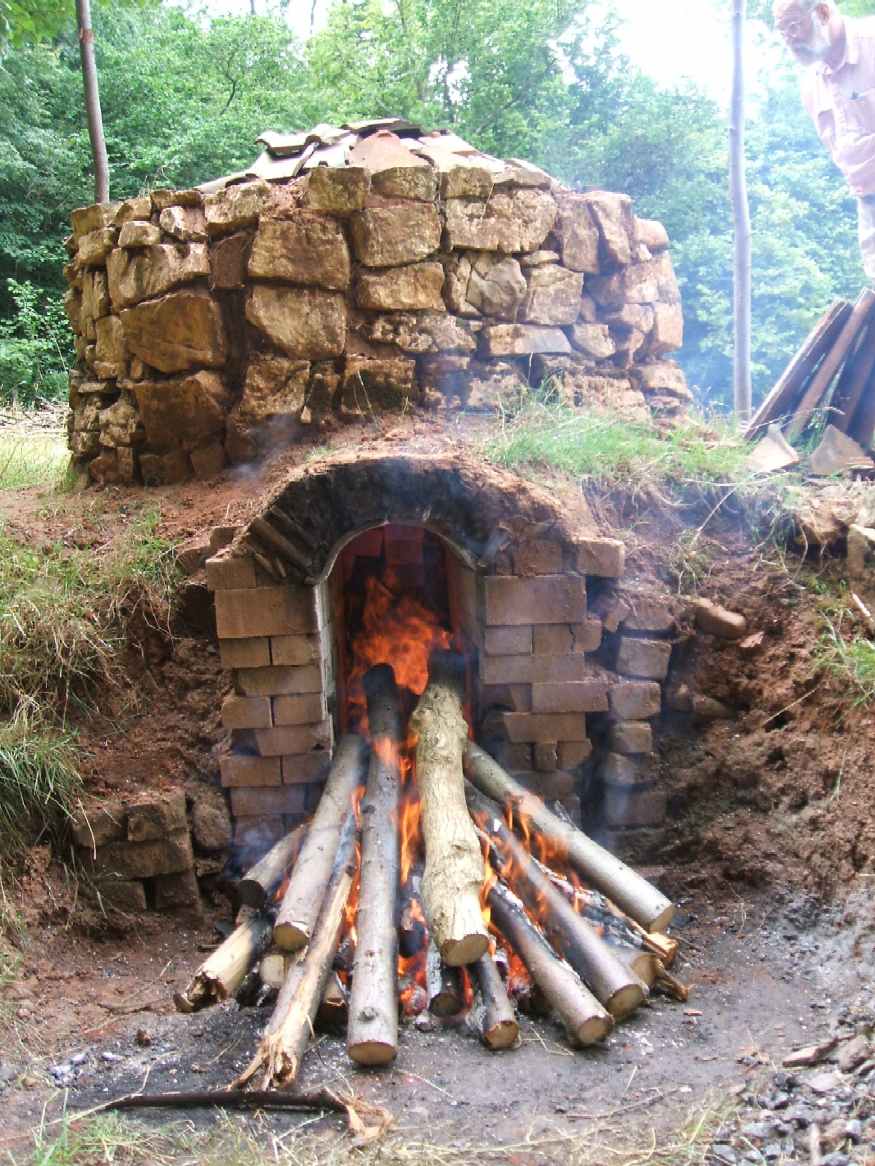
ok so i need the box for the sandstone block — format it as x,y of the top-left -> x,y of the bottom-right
270,635 -> 321,667
361,311 -> 477,355
78,228 -> 117,267
480,324 -> 571,357
609,681 -> 661,720
559,740 -> 593,769
204,180 -> 270,235
356,262 -> 445,311
636,218 -> 669,251
503,712 -> 588,743
307,166 -> 370,213
99,396 -> 142,448
521,265 -> 583,326
159,205 -> 207,243
446,252 -> 527,320
219,637 -> 270,669
372,164 -> 438,201
603,786 -> 666,829
133,371 -> 228,450
71,202 -> 118,238
693,598 -> 748,640
71,804 -> 125,849
622,596 -> 676,634
608,721 -> 653,755
273,692 -> 328,725
531,681 -> 610,714
588,264 -> 658,310
82,270 -> 111,321
235,664 -> 323,697
94,315 -> 127,375
616,638 -> 672,681
600,752 -> 646,786
122,291 -> 227,374
215,584 -> 322,638
127,792 -> 188,842
114,197 -> 152,225
152,188 -> 202,212
207,554 -> 258,591
191,793 -> 232,852
107,243 -> 210,310
512,539 -> 563,576
248,216 -> 351,290
341,355 -> 417,413
282,753 -> 332,783
222,694 -> 273,730
531,358 -> 649,421
209,231 -> 250,290
485,575 -> 587,627
584,191 -> 635,268
119,221 -> 161,249
444,188 -> 556,253
574,536 -> 625,579
350,204 -> 442,267
554,193 -> 600,273
220,755 -> 282,787
253,722 -> 332,757
606,303 -> 654,333
533,742 -> 559,772
230,785 -> 310,818
246,285 -> 346,360
636,362 -> 691,400
651,303 -> 684,355
91,831 -> 193,879
153,869 -> 201,911
440,165 -> 494,199
233,354 -> 310,426
92,876 -> 147,912
692,694 -> 734,721
568,323 -> 616,360
532,624 -> 573,655
484,626 -> 533,656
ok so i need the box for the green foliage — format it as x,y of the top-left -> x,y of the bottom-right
0,705 -> 81,856
820,621 -> 875,704
0,279 -> 70,405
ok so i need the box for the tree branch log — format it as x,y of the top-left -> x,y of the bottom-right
175,913 -> 272,1012
237,823 -> 308,910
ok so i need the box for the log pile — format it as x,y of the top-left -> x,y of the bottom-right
746,292 -> 875,474
176,660 -> 684,1092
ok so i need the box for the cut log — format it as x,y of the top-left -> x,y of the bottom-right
745,300 -> 851,438
347,665 -> 402,1068
488,880 -> 613,1047
612,944 -> 660,989
787,289 -> 875,440
238,823 -> 308,910
236,812 -> 358,1090
274,734 -> 367,951
471,952 -> 519,1050
411,653 -> 489,967
317,972 -> 348,1030
175,912 -> 272,1012
653,961 -> 690,1003
471,797 -> 645,1020
259,949 -> 292,992
464,743 -> 674,932
426,940 -> 465,1016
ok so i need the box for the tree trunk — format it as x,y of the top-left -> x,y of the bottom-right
471,952 -> 519,1050
347,666 -> 401,1067
237,823 -> 308,910
731,0 -> 752,420
411,655 -> 488,966
76,0 -> 110,204
175,912 -> 272,1012
464,744 -> 674,932
274,734 -> 367,951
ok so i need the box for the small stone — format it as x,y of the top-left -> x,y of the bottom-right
808,1071 -> 841,1094
694,598 -> 748,640
135,1029 -> 152,1047
837,1035 -> 870,1073
692,694 -> 734,721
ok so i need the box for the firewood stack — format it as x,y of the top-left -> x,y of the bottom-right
746,291 -> 875,475
175,659 -> 682,1093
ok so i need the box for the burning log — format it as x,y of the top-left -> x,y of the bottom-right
347,665 -> 402,1067
426,941 -> 465,1016
274,734 -> 367,951
488,880 -> 613,1048
236,812 -> 358,1090
411,652 -> 489,967
471,797 -> 646,1021
471,952 -> 519,1050
175,912 -> 272,1013
464,743 -> 674,932
317,972 -> 348,1030
237,823 -> 308,910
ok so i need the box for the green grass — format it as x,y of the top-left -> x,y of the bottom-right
0,707 -> 81,856
0,431 -> 69,490
820,624 -> 875,705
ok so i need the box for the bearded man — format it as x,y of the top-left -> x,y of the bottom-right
775,0 -> 875,278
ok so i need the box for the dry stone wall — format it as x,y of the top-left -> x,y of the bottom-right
64,145 -> 689,486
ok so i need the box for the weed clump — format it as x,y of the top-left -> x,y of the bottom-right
0,706 -> 81,856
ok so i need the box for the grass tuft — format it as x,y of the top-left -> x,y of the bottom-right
820,624 -> 875,705
0,431 -> 69,490
0,706 -> 81,856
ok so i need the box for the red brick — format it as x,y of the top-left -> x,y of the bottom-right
609,681 -> 662,720
485,575 -> 587,627
215,584 -> 322,639
484,626 -> 533,656
558,740 -> 593,769
532,621 -> 603,655
603,786 -> 666,829
574,536 -> 625,578
127,792 -> 187,842
222,694 -> 272,730
273,693 -> 328,725
503,712 -> 588,743
608,721 -> 653,755
623,595 -> 676,634
219,637 -> 271,668
512,539 -> 563,576
573,619 -> 603,652
282,753 -> 332,784
236,664 -> 323,696
270,635 -> 321,666
206,554 -> 257,591
253,722 -> 333,757
230,786 -> 310,818
616,638 -> 672,681
533,742 -> 559,772
531,681 -> 609,714
220,755 -> 282,788
385,539 -> 423,565
481,653 -> 592,685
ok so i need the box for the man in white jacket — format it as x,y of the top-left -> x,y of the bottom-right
775,0 -> 875,277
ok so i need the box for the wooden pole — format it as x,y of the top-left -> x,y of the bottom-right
488,881 -> 613,1047
471,952 -> 519,1049
237,823 -> 307,910
464,743 -> 674,932
175,913 -> 272,1012
347,665 -> 402,1067
730,0 -> 752,421
75,0 -> 110,204
411,653 -> 489,966
274,735 -> 367,951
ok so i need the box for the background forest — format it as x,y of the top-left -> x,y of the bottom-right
1,0 -> 875,412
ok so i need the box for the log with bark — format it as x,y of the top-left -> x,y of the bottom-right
488,879 -> 613,1047
426,941 -> 465,1016
317,972 -> 348,1030
235,811 -> 358,1090
175,912 -> 272,1013
237,823 -> 308,910
274,734 -> 367,951
464,743 -> 674,932
470,951 -> 519,1049
411,653 -> 489,966
347,665 -> 402,1067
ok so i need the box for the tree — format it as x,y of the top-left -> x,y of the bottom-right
76,0 -> 109,202
731,0 -> 752,419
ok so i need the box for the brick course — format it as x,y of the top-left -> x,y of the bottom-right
215,584 -> 322,638
484,575 -> 587,627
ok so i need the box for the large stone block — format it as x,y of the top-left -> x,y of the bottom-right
107,244 -> 211,310
233,354 -> 310,426
583,191 -> 636,268
282,753 -> 332,783
235,664 -> 323,696
210,232 -> 250,290
554,193 -> 600,273
248,216 -> 351,290
222,694 -> 273,730
220,754 -> 282,787
484,626 -> 533,656
133,371 -> 228,451
78,228 -> 117,267
270,635 -> 322,667
608,721 -> 654,755
341,356 -> 417,413
307,166 -> 370,213
651,303 -> 684,355
91,831 -> 194,879
121,290 -> 227,373
159,205 -> 207,243
93,315 -> 126,375
531,681 -> 610,713
219,637 -> 271,669
139,449 -> 191,485
215,584 -> 322,638
372,164 -> 438,202
568,323 -> 616,360
446,253 -> 527,320
81,270 -> 111,322
503,712 -> 588,743
479,324 -> 571,357
71,202 -> 118,238
636,362 -> 691,400
253,721 -> 332,757
574,536 -> 626,579
481,653 -> 595,685
204,179 -> 270,235
444,188 -> 556,252
207,553 -> 258,591
153,869 -> 201,911
520,265 -> 583,326
350,204 -> 442,267
609,681 -> 662,720
230,785 -> 310,818
119,221 -> 161,249
616,637 -> 672,681
273,692 -> 328,725
622,595 -> 677,634
246,285 -> 346,360
360,312 -> 477,355
356,262 -> 445,311
127,792 -> 188,842
485,575 -> 587,626
603,786 -> 666,829
99,395 -> 142,448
